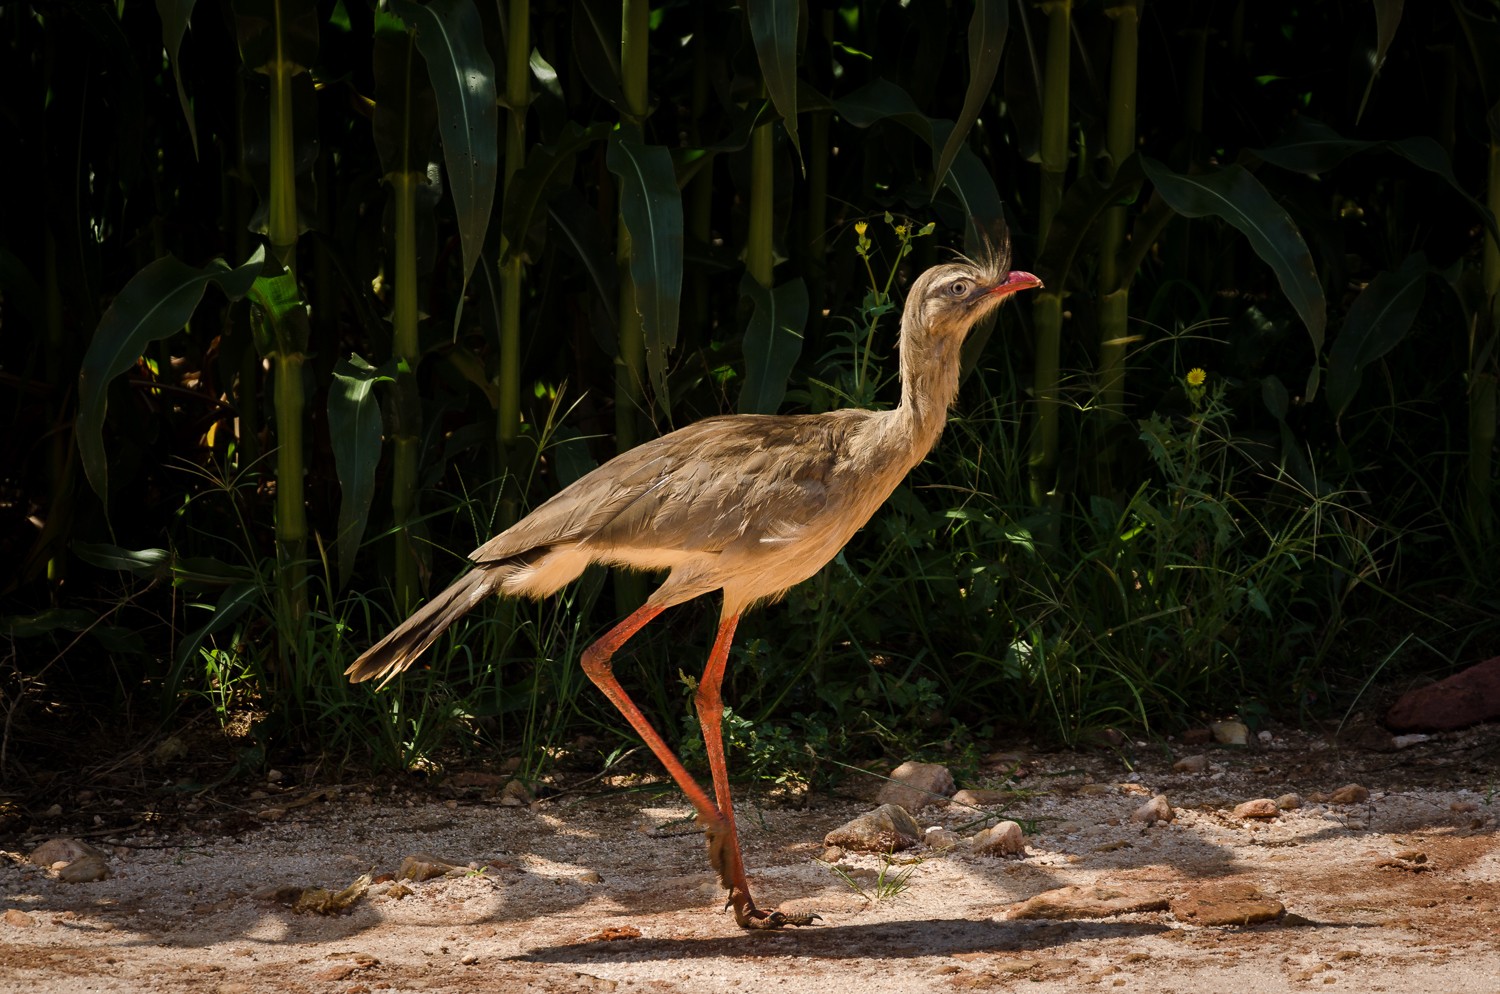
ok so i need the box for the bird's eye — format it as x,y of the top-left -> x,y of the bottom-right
949,279 -> 971,297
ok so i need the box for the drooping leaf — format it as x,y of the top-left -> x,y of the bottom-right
1327,253 -> 1428,418
388,0 -> 498,293
571,0 -> 626,115
1252,117 -> 1499,244
372,11 -> 438,179
176,581 -> 263,674
1357,0 -> 1405,124
1142,158 -> 1326,373
245,260 -> 311,356
501,121 -> 611,264
738,275 -> 808,415
79,248 -> 265,501
607,136 -> 684,409
328,355 -> 388,591
932,0 -> 1008,198
73,542 -> 174,578
745,0 -> 802,164
156,0 -> 200,158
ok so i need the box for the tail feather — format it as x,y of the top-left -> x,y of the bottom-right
345,568 -> 497,688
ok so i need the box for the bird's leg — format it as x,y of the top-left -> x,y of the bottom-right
694,613 -> 819,930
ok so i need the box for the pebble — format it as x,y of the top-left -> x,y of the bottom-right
460,952 -> 479,965
1172,754 -> 1208,773
500,780 -> 534,807
1131,794 -> 1174,825
824,804 -> 922,852
3,909 -> 35,927
816,846 -> 845,862
1210,720 -> 1249,746
1275,793 -> 1302,810
28,839 -> 105,867
924,826 -> 960,849
970,820 -> 1025,857
397,853 -> 464,882
1232,799 -> 1279,820
43,804 -> 63,818
1257,730 -> 1274,743
1329,783 -> 1370,804
876,761 -> 956,812
57,854 -> 110,883
950,788 -> 1009,807
1392,733 -> 1431,749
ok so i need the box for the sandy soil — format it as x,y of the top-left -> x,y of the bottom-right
3,724 -> 1497,994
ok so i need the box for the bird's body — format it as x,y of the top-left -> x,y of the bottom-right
348,240 -> 1041,929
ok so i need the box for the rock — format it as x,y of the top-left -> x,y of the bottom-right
925,827 -> 960,849
3,909 -> 35,927
57,854 -> 110,883
1170,881 -> 1284,926
824,804 -> 923,852
1006,884 -> 1169,920
397,853 -> 465,882
1210,720 -> 1249,746
951,788 -> 1010,807
1257,730 -> 1274,744
460,952 -> 479,965
1275,793 -> 1302,811
1181,728 -> 1213,745
1232,799 -> 1279,820
1386,656 -> 1500,731
28,838 -> 105,868
1329,784 -> 1370,805
1451,800 -> 1479,813
970,820 -> 1025,857
1172,754 -> 1208,773
1392,733 -> 1431,749
1131,794 -> 1174,824
43,803 -> 62,818
500,780 -> 534,807
876,762 -> 956,812
151,735 -> 190,764
816,846 -> 845,863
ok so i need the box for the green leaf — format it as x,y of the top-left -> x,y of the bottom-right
738,275 -> 808,415
1252,117 -> 1499,245
571,0 -> 626,114
1357,0 -> 1405,124
328,355 -> 388,591
372,11 -> 438,180
1327,253 -> 1428,419
78,248 -> 265,501
156,0 -> 200,158
177,581 -> 262,674
388,0 -> 498,294
231,0 -> 318,72
745,0 -> 802,164
931,0 -> 1008,198
1142,158 -> 1326,371
547,192 -> 619,328
245,261 -> 310,356
607,136 -> 684,409
1035,155 -> 1143,291
73,542 -> 174,578
501,122 -> 611,264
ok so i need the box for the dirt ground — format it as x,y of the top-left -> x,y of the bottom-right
3,723 -> 1498,994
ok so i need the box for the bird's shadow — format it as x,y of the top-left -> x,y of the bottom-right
511,917 -> 1173,963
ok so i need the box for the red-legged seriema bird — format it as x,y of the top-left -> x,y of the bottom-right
346,233 -> 1041,929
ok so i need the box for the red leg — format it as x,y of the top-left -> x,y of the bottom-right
694,612 -> 819,929
581,604 -> 816,929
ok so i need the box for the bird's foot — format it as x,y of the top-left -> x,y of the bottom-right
726,894 -> 821,930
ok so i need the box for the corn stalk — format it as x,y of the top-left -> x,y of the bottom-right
496,0 -> 531,527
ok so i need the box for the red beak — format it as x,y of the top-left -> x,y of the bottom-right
989,271 -> 1043,297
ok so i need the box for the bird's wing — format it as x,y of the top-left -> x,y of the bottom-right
470,412 -> 869,563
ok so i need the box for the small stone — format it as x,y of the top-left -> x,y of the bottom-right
1170,881 -> 1284,926
574,870 -> 602,885
1391,733 -> 1431,749
815,846 -> 845,863
3,909 -> 35,927
1006,884 -> 1169,920
1172,755 -> 1208,773
266,769 -> 284,782
151,735 -> 190,764
500,780 -> 534,807
43,804 -> 63,818
1329,784 -> 1369,805
1275,793 -> 1302,811
924,827 -> 960,849
824,804 -> 923,852
57,854 -> 110,883
397,853 -> 464,881
28,839 -> 105,867
1181,728 -> 1213,745
970,820 -> 1025,857
876,761 -> 956,812
1451,800 -> 1479,813
1232,799 -> 1279,820
256,808 -> 286,821
1257,730 -> 1274,743
460,952 -> 479,965
1131,794 -> 1174,824
1210,720 -> 1249,746
951,788 -> 1010,807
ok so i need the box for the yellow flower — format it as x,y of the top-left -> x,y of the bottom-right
894,224 -> 909,238
855,221 -> 868,237
1186,368 -> 1207,387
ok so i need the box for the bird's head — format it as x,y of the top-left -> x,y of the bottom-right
905,239 -> 1042,341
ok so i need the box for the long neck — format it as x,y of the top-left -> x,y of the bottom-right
885,310 -> 964,471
